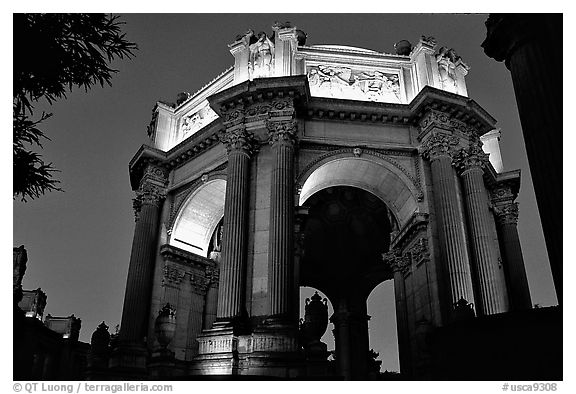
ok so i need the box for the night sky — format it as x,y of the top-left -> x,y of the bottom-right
12,14 -> 557,372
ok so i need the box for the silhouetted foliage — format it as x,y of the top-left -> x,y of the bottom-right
13,13 -> 137,201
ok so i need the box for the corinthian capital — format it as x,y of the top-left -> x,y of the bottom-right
267,119 -> 298,146
420,133 -> 460,161
133,183 -> 167,220
494,202 -> 519,225
382,249 -> 410,273
453,140 -> 489,174
220,125 -> 257,156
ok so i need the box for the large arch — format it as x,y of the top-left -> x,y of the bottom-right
298,155 -> 420,227
169,179 -> 226,257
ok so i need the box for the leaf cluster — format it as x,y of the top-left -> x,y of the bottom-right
13,13 -> 137,201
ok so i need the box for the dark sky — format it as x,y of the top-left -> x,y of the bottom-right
12,14 -> 557,372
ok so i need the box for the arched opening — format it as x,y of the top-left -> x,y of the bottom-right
169,179 -> 226,257
298,156 -> 419,228
367,280 -> 399,376
299,185 -> 396,379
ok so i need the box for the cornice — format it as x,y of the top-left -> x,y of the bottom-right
408,86 -> 497,135
304,97 -> 412,125
207,75 -> 311,117
128,145 -> 168,190
303,86 -> 497,136
298,45 -> 411,62
159,244 -> 216,270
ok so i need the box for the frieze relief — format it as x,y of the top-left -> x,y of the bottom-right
180,103 -> 219,140
307,65 -> 402,103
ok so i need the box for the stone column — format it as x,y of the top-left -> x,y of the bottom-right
330,302 -> 370,380
203,267 -> 219,330
383,249 -> 412,376
455,142 -> 508,315
217,123 -> 254,322
494,202 -> 532,311
482,14 -> 562,303
266,119 -> 297,321
119,164 -> 167,346
421,133 -> 475,311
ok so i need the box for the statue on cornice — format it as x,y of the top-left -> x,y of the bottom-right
249,32 -> 275,80
436,46 -> 460,93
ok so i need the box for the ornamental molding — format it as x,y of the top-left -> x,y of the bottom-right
383,236 -> 430,275
493,202 -> 519,225
221,105 -> 245,128
190,272 -> 211,295
418,109 -> 477,138
159,244 -> 215,270
489,179 -> 519,206
406,237 -> 431,266
205,266 -> 220,286
162,264 -> 186,286
304,102 -> 412,125
267,119 -> 298,146
420,132 -> 460,161
295,146 -> 423,199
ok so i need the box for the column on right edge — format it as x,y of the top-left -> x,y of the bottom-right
454,140 -> 509,315
492,185 -> 532,311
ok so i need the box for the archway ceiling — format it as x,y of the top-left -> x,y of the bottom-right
170,180 -> 226,257
299,158 -> 417,227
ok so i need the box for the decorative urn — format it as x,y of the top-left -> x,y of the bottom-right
302,292 -> 329,343
90,321 -> 111,354
394,40 -> 412,56
154,303 -> 176,348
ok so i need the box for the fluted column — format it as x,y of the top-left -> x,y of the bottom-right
266,119 -> 297,321
203,266 -> 219,329
383,249 -> 412,376
119,165 -> 167,345
455,142 -> 508,315
482,14 -> 561,304
421,133 -> 475,311
217,124 -> 254,321
494,202 -> 532,310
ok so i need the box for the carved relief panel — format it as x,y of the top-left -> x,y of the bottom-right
306,64 -> 402,103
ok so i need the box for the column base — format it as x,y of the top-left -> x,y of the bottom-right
107,343 -> 149,380
191,318 -> 304,377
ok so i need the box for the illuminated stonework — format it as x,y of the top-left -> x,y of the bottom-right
114,21 -> 532,381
